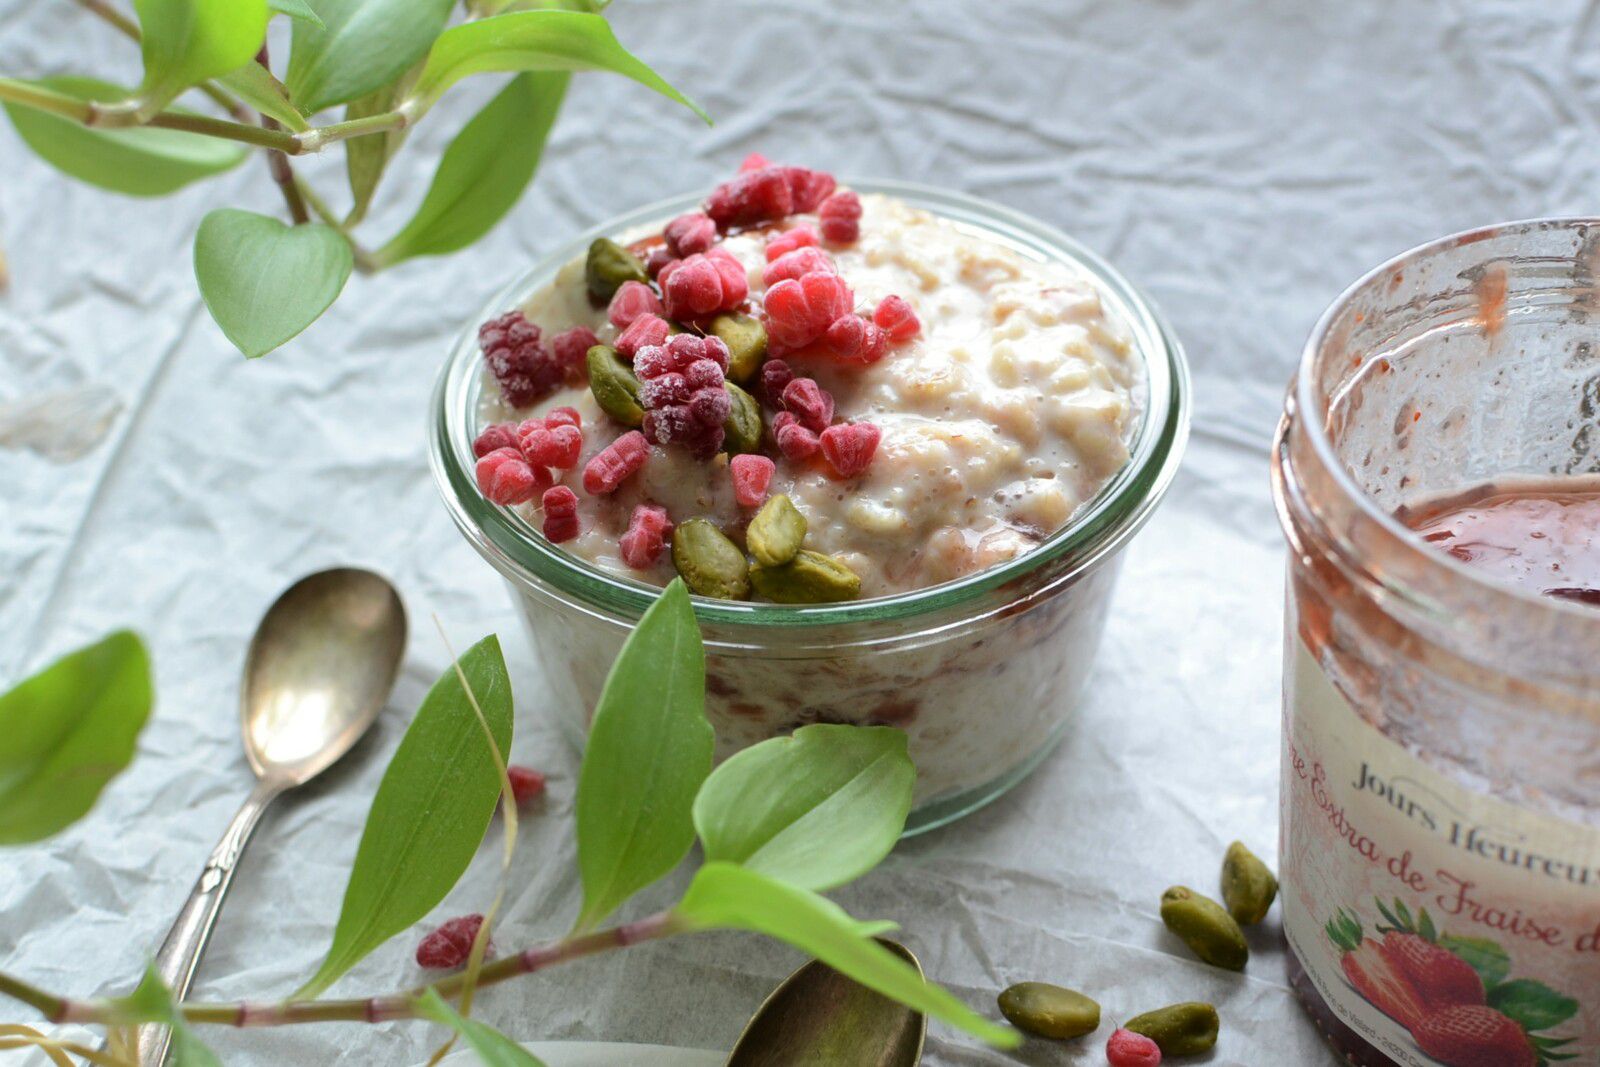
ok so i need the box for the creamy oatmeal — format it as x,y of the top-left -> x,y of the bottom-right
441,163 -> 1183,817
473,183 -> 1140,600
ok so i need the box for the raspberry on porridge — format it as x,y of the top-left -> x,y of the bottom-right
471,161 -> 1142,603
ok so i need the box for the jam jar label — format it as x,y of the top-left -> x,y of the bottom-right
1282,639 -> 1600,1067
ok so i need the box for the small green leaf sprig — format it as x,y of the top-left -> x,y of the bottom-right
0,0 -> 708,358
0,579 -> 1020,1062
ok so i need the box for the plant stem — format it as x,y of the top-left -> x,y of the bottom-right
253,46 -> 309,225
298,111 -> 409,153
23,913 -> 683,1031
0,972 -> 65,1021
0,77 -> 91,121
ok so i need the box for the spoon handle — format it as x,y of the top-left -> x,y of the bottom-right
134,780 -> 284,1067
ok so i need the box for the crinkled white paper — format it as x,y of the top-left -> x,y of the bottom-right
3,1 -> 1587,1062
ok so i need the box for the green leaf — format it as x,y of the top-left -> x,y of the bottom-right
676,863 -> 1019,1049
217,61 -> 310,132
408,10 -> 707,123
116,968 -> 223,1066
693,725 -> 913,893
269,0 -> 323,26
1488,978 -> 1579,1033
286,0 -> 453,115
193,209 -> 352,358
297,636 -> 513,998
414,989 -> 547,1066
1439,935 -> 1511,989
376,71 -> 567,265
2,77 -> 247,197
574,579 -> 713,930
1417,907 -> 1438,944
0,631 -> 152,845
132,0 -> 269,117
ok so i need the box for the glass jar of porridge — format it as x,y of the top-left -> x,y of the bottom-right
433,180 -> 1189,833
1272,219 -> 1600,1065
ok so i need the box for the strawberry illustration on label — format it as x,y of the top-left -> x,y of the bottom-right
1325,900 -> 1578,1067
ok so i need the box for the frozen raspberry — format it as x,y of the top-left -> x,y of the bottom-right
781,377 -> 834,432
873,295 -> 921,342
507,765 -> 546,805
479,310 -> 563,407
416,914 -> 492,970
541,485 -> 580,543
664,212 -> 718,257
607,281 -> 664,329
616,313 -> 671,359
819,190 -> 863,244
637,336 -> 732,457
779,167 -> 838,213
619,504 -> 674,569
759,359 -> 795,406
823,315 -> 876,363
730,454 -> 776,507
761,246 -> 836,288
706,167 -> 794,230
582,430 -> 650,495
645,246 -> 677,278
476,447 -> 547,505
518,418 -> 583,470
546,406 -> 581,429
1105,1028 -> 1161,1067
661,248 -> 749,321
766,225 -> 819,262
772,411 -> 821,461
763,271 -> 854,349
820,422 -> 880,478
472,423 -> 519,458
550,326 -> 600,378
739,151 -> 771,173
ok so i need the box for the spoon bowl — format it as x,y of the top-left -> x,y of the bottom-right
241,567 -> 408,784
726,939 -> 927,1067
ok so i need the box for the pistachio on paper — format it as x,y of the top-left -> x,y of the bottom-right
1220,841 -> 1278,926
746,494 -> 806,567
1160,886 -> 1249,971
1125,1001 -> 1220,1056
996,982 -> 1100,1040
671,518 -> 750,601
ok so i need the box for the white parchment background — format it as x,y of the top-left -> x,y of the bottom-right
4,1 -> 1596,1063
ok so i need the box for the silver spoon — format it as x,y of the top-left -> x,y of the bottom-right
130,567 -> 407,1067
726,939 -> 927,1067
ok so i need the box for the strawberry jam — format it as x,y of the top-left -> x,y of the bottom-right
1400,485 -> 1600,608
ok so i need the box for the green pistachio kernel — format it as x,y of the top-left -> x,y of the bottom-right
749,549 -> 861,604
723,381 -> 762,455
710,312 -> 768,383
996,982 -> 1101,1040
587,345 -> 644,427
584,237 -> 648,302
1220,841 -> 1278,926
1125,1002 -> 1221,1056
671,518 -> 750,601
1159,886 -> 1249,971
747,494 -> 807,567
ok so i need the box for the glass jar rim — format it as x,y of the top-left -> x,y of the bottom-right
430,178 -> 1191,629
1285,215 -> 1600,638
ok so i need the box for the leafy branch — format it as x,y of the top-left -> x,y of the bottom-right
0,580 -> 1020,1062
1,0 -> 706,357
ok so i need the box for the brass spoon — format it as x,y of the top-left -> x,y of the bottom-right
130,568 -> 407,1067
726,940 -> 927,1067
